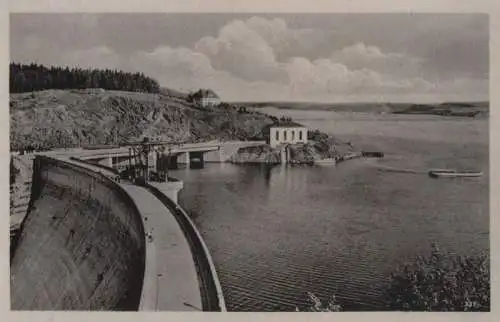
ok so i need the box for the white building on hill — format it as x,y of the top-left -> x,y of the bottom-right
190,89 -> 220,108
266,121 -> 308,148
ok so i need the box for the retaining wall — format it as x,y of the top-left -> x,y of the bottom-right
10,156 -> 146,310
140,182 -> 226,312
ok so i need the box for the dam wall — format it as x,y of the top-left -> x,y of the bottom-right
10,156 -> 146,310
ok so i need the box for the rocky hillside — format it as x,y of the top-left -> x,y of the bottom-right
9,89 -> 275,150
230,137 -> 356,164
230,145 -> 282,164
10,89 -> 357,166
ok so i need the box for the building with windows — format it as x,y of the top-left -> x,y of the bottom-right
189,89 -> 221,108
266,121 -> 308,148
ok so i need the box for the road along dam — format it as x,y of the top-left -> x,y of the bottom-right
10,155 -> 225,311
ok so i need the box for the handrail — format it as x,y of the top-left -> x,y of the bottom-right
69,156 -> 120,175
140,182 -> 226,312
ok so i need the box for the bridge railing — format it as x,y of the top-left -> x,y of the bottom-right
69,157 -> 120,176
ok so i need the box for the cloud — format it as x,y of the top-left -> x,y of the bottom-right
15,15 -> 486,102
59,46 -> 122,69
131,40 -> 482,102
24,46 -> 123,70
285,56 -> 434,96
135,46 -> 214,77
132,45 -> 290,100
191,16 -> 335,83
194,18 -> 288,82
329,42 -> 424,78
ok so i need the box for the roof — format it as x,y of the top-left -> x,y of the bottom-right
190,89 -> 220,100
269,121 -> 306,128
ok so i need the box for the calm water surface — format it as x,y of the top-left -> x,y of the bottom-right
171,111 -> 489,311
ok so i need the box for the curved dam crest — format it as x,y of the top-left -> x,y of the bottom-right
11,156 -> 146,310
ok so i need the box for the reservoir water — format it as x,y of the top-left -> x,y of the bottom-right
171,111 -> 489,311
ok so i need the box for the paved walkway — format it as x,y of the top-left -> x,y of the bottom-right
120,183 -> 203,311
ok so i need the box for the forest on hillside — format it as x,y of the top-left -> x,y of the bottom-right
10,63 -> 160,93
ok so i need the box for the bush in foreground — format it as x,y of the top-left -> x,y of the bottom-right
299,244 -> 489,312
387,244 -> 490,311
296,292 -> 342,312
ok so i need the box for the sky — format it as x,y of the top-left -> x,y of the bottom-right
10,13 -> 489,103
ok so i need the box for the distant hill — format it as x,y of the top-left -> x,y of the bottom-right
240,101 -> 489,117
391,102 -> 489,117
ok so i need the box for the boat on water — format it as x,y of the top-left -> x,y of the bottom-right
428,169 -> 483,178
362,151 -> 384,158
314,158 -> 337,166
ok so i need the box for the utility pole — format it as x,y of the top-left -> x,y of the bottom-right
128,147 -> 132,180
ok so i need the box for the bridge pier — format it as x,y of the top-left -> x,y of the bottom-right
178,152 -> 189,166
149,151 -> 157,172
204,149 -> 223,163
189,152 -> 205,169
167,155 -> 179,170
280,145 -> 291,165
149,180 -> 184,204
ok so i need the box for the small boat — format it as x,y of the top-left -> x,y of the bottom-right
314,158 -> 337,166
362,151 -> 384,158
428,169 -> 483,178
429,168 -> 456,173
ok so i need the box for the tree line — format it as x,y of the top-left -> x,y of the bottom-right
10,62 -> 160,93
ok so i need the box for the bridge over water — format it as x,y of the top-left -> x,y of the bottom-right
39,140 -> 266,172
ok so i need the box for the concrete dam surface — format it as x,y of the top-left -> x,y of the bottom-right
10,156 -> 220,311
11,157 -> 146,310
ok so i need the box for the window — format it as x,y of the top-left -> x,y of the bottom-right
284,130 -> 287,141
299,130 -> 303,140
275,130 -> 279,141
292,130 -> 295,141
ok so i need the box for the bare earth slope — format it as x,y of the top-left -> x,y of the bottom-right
10,89 -> 275,150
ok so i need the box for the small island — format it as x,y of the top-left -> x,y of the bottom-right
230,117 -> 360,165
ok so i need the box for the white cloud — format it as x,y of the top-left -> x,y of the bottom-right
59,46 -> 121,69
41,16 -> 486,103
284,56 -> 434,97
330,42 -> 424,78
194,18 -> 287,82
338,42 -> 388,58
135,46 -> 214,76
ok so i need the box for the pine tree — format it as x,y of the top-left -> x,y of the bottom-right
9,62 -> 161,93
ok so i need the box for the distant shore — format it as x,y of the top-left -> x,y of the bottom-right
241,101 -> 489,118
